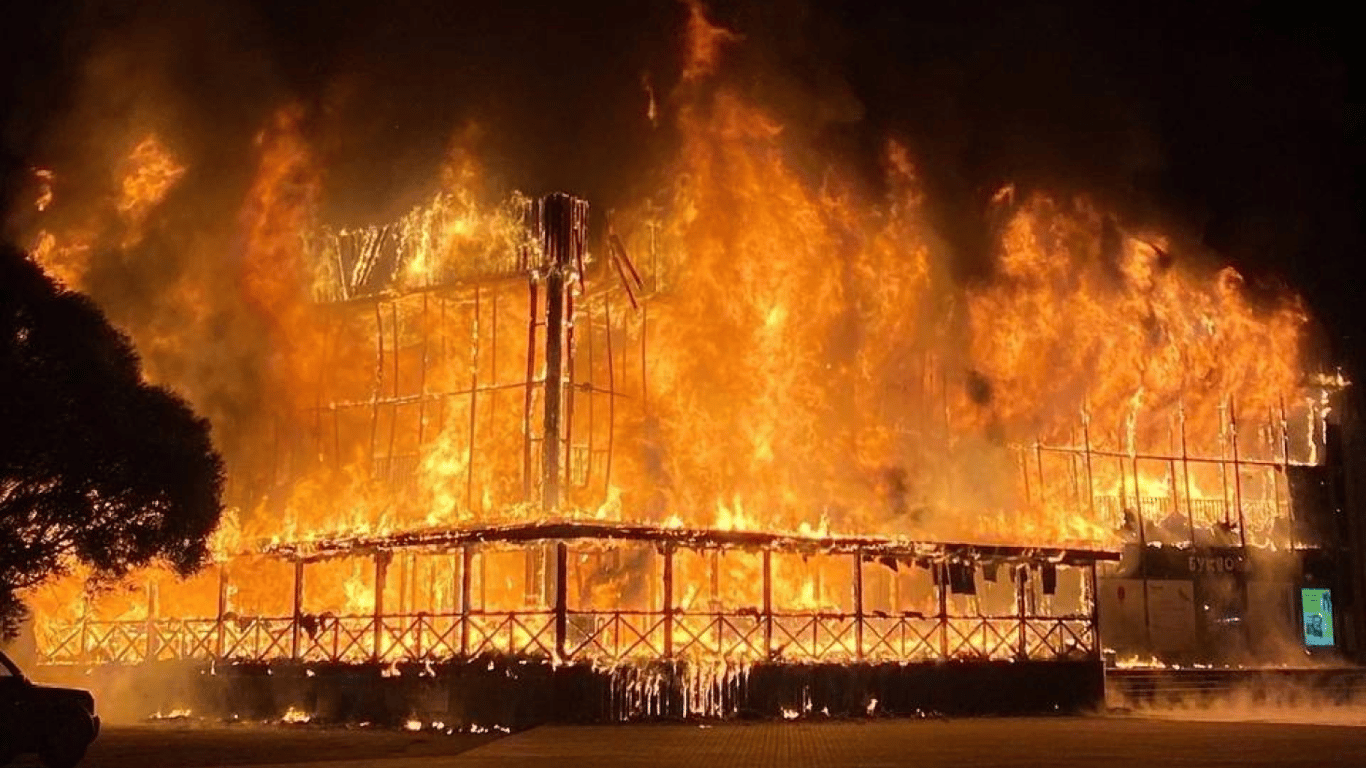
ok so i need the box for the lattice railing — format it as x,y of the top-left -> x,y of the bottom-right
465,612 -> 556,657
862,616 -> 941,661
221,617 -> 293,661
38,610 -> 1096,665
770,614 -> 859,661
564,612 -> 666,661
673,613 -> 766,660
1024,617 -> 1095,661
298,616 -> 377,663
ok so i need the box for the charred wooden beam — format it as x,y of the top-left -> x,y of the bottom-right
291,559 -> 304,661
534,193 -> 589,512
269,519 -> 1120,568
554,541 -> 568,659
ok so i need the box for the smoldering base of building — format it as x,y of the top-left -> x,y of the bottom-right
35,657 -> 1106,726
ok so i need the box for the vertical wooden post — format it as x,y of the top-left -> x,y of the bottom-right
522,281 -> 538,501
938,563 -> 949,660
291,559 -> 304,661
584,298 -> 596,489
1231,402 -> 1248,548
603,295 -> 616,494
216,563 -> 228,661
373,552 -> 390,663
662,544 -> 675,658
460,545 -> 473,657
1081,407 -> 1096,520
853,550 -> 864,660
540,195 -> 585,513
1166,417 -> 1180,539
467,286 -> 481,512
1180,404 -> 1196,543
554,541 -> 568,660
145,579 -> 158,663
762,549 -> 773,659
640,303 -> 648,416
1131,454 -> 1145,543
1228,401 -> 1253,651
1034,439 -> 1046,523
1088,563 -> 1102,660
1016,565 -> 1028,660
564,291 -> 576,491
416,293 -> 429,451
1279,396 -> 1296,550
385,301 -> 400,469
75,595 -> 89,665
369,301 -> 384,474
1229,401 -> 1240,519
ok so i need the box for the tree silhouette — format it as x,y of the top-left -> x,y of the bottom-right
0,244 -> 224,637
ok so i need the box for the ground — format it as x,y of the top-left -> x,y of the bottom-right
11,717 -> 1366,768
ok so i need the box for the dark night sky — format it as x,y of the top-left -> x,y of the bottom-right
1,0 -> 1361,374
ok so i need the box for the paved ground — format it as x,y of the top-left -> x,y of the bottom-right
13,717 -> 1366,768
7,724 -> 498,768
448,719 -> 1366,768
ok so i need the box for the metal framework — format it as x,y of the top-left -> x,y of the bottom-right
38,521 -> 1114,666
1017,399 -> 1314,551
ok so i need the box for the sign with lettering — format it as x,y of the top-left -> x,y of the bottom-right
1142,547 -> 1250,579
1187,554 -> 1244,574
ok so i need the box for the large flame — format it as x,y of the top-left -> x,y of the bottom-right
18,3 -> 1329,655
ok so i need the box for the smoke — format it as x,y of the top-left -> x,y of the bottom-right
1110,673 -> 1366,727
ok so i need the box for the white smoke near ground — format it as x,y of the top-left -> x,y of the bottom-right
1110,674 -> 1366,727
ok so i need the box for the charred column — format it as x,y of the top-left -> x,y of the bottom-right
853,550 -> 865,660
554,541 -> 569,660
532,193 -> 589,513
145,580 -> 159,662
460,545 -> 473,657
216,564 -> 228,660
373,551 -> 391,663
762,549 -> 773,658
663,544 -> 675,658
291,559 -> 304,661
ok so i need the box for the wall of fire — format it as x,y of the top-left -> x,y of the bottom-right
23,191 -> 1351,671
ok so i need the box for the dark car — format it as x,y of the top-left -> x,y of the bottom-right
0,650 -> 100,768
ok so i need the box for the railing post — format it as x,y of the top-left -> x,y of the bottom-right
662,544 -> 674,659
291,558 -> 304,661
1088,562 -> 1101,661
460,545 -> 472,658
554,541 -> 568,660
854,550 -> 864,661
78,611 -> 89,666
144,579 -> 158,664
373,551 -> 390,663
1016,565 -> 1028,660
762,549 -> 773,659
216,563 -> 227,661
938,563 -> 949,660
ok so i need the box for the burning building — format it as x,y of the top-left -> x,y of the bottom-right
9,1 -> 1354,722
